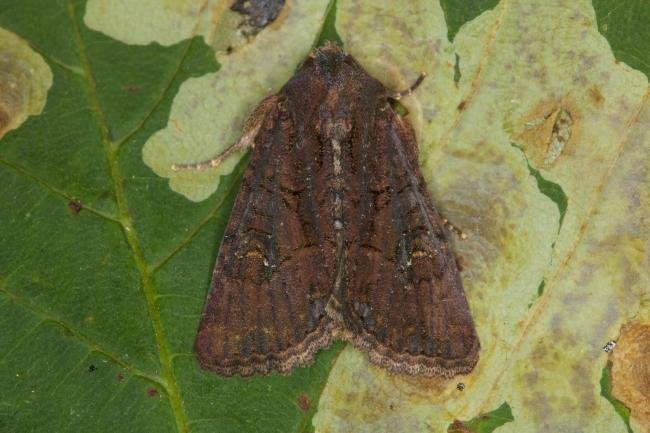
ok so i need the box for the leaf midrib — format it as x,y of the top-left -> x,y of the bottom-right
66,1 -> 188,432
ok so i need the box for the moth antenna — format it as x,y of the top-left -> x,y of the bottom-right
171,137 -> 249,172
171,95 -> 278,172
389,72 -> 427,101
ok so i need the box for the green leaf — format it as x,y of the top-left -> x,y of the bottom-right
448,402 -> 514,433
440,0 -> 501,41
1,1 -> 649,433
315,0 -> 343,47
593,0 -> 650,80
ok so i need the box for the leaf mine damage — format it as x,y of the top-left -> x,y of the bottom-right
142,0 -> 331,202
231,0 -> 286,37
210,0 -> 288,54
611,321 -> 650,430
0,27 -> 53,140
515,100 -> 579,168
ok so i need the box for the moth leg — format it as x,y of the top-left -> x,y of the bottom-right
443,218 -> 468,240
171,95 -> 278,171
388,72 -> 427,101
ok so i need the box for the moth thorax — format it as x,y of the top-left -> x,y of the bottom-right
319,108 -> 352,142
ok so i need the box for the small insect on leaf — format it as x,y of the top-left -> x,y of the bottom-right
603,340 -> 616,353
178,43 -> 480,378
67,200 -> 82,216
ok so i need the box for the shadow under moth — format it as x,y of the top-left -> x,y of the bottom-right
174,43 -> 480,378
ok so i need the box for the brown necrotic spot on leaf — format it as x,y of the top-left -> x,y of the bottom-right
147,387 -> 159,397
515,99 -> 580,167
611,321 -> 650,429
0,27 -> 53,140
448,420 -> 472,433
121,84 -> 141,93
67,200 -> 83,216
296,394 -> 310,412
588,85 -> 604,108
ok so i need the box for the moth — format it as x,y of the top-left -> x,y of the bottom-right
174,43 -> 480,377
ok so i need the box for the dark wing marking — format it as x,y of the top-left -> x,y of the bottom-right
343,107 -> 480,377
194,99 -> 336,376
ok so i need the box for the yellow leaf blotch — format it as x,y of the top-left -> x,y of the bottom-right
138,0 -> 330,201
0,27 -> 53,140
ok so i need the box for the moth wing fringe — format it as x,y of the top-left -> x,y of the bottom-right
341,330 -> 479,378
196,320 -> 338,377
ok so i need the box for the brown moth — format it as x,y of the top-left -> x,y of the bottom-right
175,43 -> 480,377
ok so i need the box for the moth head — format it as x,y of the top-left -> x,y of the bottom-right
309,42 -> 349,75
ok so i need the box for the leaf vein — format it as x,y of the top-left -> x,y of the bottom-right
0,286 -> 159,384
66,2 -> 189,432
